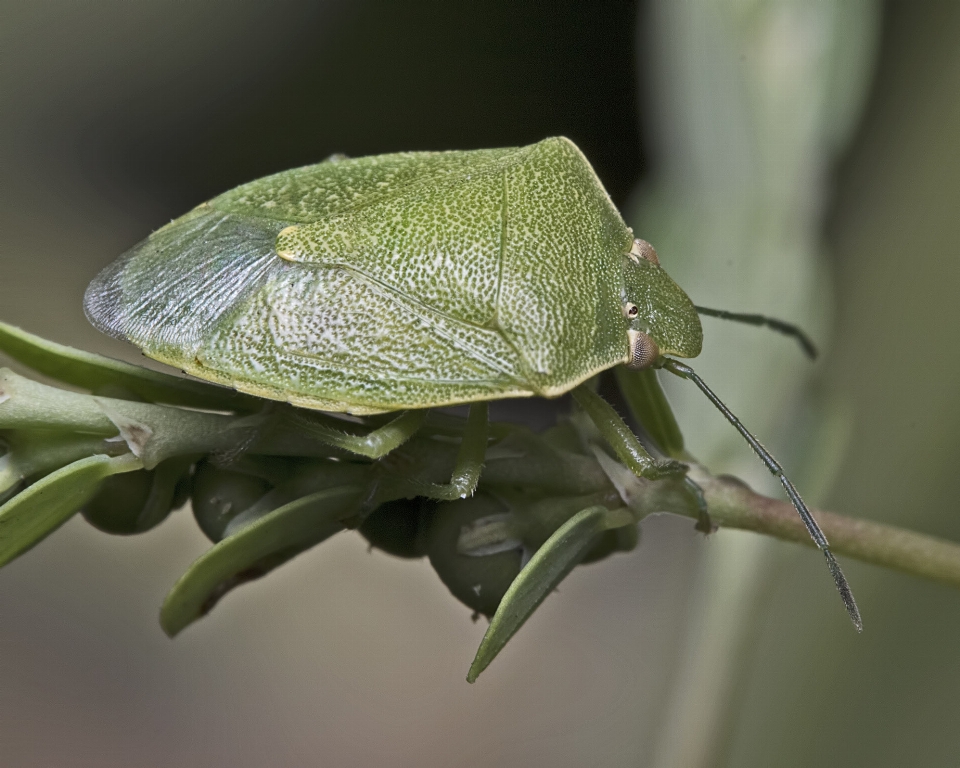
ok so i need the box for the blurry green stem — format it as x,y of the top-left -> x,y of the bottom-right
696,474 -> 960,589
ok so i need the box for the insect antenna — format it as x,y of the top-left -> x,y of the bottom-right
661,357 -> 862,631
694,305 -> 818,359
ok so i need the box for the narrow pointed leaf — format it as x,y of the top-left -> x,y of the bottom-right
0,321 -> 259,411
613,367 -> 685,458
221,461 -> 370,538
160,485 -> 361,637
0,453 -> 143,567
467,504 -> 631,683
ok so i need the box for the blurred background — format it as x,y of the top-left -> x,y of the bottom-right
1,1 -> 960,766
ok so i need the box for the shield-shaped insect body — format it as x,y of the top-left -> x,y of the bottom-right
83,136 -> 861,631
84,137 -> 702,414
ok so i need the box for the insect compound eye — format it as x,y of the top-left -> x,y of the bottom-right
626,329 -> 660,371
628,239 -> 661,266
623,302 -> 639,319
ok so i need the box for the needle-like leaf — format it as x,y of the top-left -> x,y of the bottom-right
160,485 -> 361,637
0,453 -> 142,567
467,504 -> 632,683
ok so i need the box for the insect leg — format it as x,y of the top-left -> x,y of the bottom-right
613,366 -> 686,459
572,384 -> 710,532
661,357 -> 862,631
288,409 -> 428,459
695,305 -> 818,359
418,402 -> 489,501
572,384 -> 686,480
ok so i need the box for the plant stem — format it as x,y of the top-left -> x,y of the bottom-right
696,474 -> 960,589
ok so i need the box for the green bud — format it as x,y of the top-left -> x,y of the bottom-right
427,494 -> 523,618
191,460 -> 272,542
580,522 -> 640,564
82,457 -> 191,535
358,497 -> 432,559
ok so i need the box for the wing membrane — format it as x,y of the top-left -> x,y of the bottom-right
84,208 -> 284,361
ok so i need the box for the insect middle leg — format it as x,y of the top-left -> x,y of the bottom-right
416,402 -> 489,501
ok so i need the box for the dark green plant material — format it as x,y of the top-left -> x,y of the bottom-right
191,460 -> 275,543
82,456 -> 193,535
4,326 -> 960,681
359,496 -> 432,559
427,493 -> 524,617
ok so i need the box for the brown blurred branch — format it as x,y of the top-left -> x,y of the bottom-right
696,474 -> 960,590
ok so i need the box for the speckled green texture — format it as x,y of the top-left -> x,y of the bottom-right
84,138 -> 702,413
624,259 -> 702,358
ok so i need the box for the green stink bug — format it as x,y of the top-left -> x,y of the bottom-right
83,136 -> 860,628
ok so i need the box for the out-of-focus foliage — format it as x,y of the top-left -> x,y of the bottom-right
730,3 -> 960,765
632,2 -> 881,765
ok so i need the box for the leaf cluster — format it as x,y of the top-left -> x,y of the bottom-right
0,322 -> 697,680
5,321 -> 960,679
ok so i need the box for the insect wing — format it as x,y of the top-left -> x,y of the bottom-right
84,139 -> 644,410
85,149 -> 541,412
84,208 -> 281,367
206,264 -> 527,411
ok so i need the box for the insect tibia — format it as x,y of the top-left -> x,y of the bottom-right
661,357 -> 861,630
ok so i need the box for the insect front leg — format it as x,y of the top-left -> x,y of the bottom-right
613,366 -> 686,460
571,383 -> 711,532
